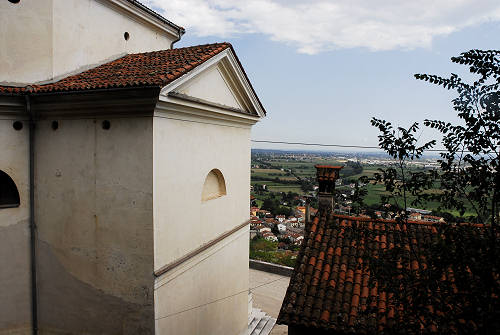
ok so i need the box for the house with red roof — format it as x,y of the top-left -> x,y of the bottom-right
0,1 -> 265,334
277,165 -> 498,334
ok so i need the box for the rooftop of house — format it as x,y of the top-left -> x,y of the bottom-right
277,212 -> 491,333
0,42 -> 266,115
0,43 -> 228,95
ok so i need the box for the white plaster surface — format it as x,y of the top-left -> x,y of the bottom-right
0,119 -> 31,332
0,0 -> 175,85
152,103 -> 253,335
0,119 -> 29,228
34,117 -> 154,304
175,64 -> 243,110
153,112 -> 251,267
155,231 -> 249,335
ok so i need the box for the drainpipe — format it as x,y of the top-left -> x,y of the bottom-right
170,27 -> 184,49
25,87 -> 38,335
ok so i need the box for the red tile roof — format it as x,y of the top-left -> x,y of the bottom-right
0,43 -> 266,114
277,212 -> 490,333
0,43 -> 228,94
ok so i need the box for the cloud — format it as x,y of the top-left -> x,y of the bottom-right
147,0 -> 500,54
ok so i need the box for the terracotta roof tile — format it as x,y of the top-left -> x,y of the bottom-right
0,43 -> 226,94
277,212 -> 492,333
0,43 -> 266,115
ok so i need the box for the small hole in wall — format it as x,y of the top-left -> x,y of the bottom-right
8,0 -> 21,4
13,121 -> 23,130
51,121 -> 59,130
102,120 -> 111,130
124,32 -> 130,41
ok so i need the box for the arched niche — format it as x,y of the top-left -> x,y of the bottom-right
202,169 -> 227,201
0,170 -> 20,208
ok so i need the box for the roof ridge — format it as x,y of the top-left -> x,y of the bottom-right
127,42 -> 231,57
328,213 -> 435,225
0,43 -> 232,95
0,42 -> 266,115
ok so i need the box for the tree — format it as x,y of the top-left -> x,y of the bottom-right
362,50 -> 499,334
350,180 -> 369,215
415,50 -> 499,227
261,198 -> 279,213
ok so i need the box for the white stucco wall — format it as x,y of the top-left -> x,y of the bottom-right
153,114 -> 251,266
175,64 -> 243,110
0,118 -> 29,232
34,117 -> 155,333
0,0 -> 176,85
153,108 -> 252,335
0,0 -> 54,85
154,229 -> 249,335
0,115 -> 31,333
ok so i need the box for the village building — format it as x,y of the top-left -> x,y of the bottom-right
277,165 -> 493,334
277,223 -> 287,233
0,1 -> 266,334
276,215 -> 286,223
262,232 -> 278,242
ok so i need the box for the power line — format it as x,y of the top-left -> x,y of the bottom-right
155,275 -> 288,321
251,140 -> 452,153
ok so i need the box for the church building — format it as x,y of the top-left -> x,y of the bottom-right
0,1 -> 265,334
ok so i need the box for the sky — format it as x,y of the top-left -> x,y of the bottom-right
146,0 -> 500,152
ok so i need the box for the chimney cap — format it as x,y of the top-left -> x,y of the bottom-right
314,165 -> 343,169
315,165 -> 343,182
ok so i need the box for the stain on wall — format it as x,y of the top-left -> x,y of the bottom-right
34,118 -> 154,334
0,222 -> 31,333
37,240 -> 153,334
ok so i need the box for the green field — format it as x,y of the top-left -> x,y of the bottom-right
251,156 -> 477,218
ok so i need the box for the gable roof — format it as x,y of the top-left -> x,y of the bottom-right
277,212 -> 491,333
0,43 -> 266,115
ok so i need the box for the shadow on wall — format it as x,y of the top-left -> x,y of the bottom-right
37,239 -> 154,334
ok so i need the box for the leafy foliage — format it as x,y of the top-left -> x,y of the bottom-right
350,180 -> 368,215
415,50 -> 499,226
250,237 -> 297,267
361,50 -> 500,333
367,119 -> 436,215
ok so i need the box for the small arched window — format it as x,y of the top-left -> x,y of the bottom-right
202,169 -> 226,201
0,170 -> 20,208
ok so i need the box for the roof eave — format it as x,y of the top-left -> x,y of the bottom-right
110,0 -> 184,39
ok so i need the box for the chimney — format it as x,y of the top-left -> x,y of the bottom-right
315,165 -> 342,211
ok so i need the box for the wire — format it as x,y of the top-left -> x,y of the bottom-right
155,272 -> 288,321
251,139 -> 455,153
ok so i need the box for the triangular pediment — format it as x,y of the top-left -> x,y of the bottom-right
173,64 -> 243,110
160,49 -> 265,117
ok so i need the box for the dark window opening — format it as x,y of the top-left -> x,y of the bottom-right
102,120 -> 111,130
8,0 -> 21,4
124,32 -> 130,41
51,120 -> 59,130
0,170 -> 20,208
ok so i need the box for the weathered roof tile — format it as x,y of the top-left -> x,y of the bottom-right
277,213 -> 491,333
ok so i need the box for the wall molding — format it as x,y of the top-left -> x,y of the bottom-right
154,220 -> 250,278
